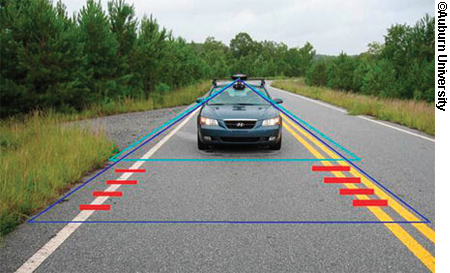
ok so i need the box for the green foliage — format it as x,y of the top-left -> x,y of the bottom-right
273,79 -> 434,136
156,82 -> 171,93
108,0 -> 137,58
362,59 -> 398,97
305,59 -> 328,86
0,0 -> 87,115
0,0 -> 435,118
0,0 -> 215,116
0,81 -> 209,236
0,0 -> 436,234
230,32 -> 255,58
327,53 -> 356,91
284,42 -> 316,77
226,32 -> 316,77
304,15 -> 435,103
133,15 -> 167,96
0,112 -> 115,235
107,0 -> 137,97
78,0 -> 119,101
200,37 -> 230,78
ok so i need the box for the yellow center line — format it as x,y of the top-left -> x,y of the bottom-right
282,115 -> 435,244
282,120 -> 435,272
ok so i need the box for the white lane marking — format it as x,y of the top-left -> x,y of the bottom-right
357,115 -> 435,142
15,109 -> 199,273
269,84 -> 435,142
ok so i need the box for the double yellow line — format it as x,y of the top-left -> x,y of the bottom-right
281,115 -> 435,272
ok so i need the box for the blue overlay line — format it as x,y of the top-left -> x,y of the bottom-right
29,79 -> 430,225
31,220 -> 428,224
117,158 -> 360,162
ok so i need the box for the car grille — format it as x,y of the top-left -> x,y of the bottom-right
224,120 -> 256,129
221,137 -> 260,142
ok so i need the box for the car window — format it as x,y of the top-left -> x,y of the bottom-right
208,87 -> 270,105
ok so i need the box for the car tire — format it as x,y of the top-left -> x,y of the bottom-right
198,134 -> 208,150
269,136 -> 282,150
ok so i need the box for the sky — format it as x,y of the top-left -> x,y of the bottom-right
62,0 -> 434,55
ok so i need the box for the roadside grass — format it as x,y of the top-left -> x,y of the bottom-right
68,81 -> 211,121
272,79 -> 435,136
0,113 -> 115,235
0,81 -> 211,236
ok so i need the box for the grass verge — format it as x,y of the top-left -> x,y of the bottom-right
272,79 -> 435,136
0,81 -> 211,236
0,113 -> 115,235
67,81 -> 211,121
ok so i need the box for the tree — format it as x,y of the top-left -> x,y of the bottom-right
362,59 -> 398,97
352,57 -> 369,92
306,59 -> 328,86
0,2 -> 435,117
297,42 -> 316,76
283,42 -> 316,77
327,53 -> 356,91
0,0 -> 87,116
230,32 -> 255,58
78,0 -> 119,101
134,16 -> 167,96
200,37 -> 230,77
107,0 -> 138,97
108,0 -> 137,58
407,15 -> 435,102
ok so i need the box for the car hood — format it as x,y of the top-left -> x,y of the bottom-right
201,104 -> 279,120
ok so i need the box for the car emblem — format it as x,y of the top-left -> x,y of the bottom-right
236,122 -> 245,128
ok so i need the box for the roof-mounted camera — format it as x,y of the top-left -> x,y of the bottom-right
231,74 -> 248,81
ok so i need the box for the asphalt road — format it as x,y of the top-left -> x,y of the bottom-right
0,82 -> 435,272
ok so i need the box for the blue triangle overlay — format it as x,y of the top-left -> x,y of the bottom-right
28,79 -> 430,224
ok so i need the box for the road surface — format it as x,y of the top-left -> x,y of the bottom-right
0,82 -> 435,272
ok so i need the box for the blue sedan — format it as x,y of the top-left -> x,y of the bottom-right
196,76 -> 283,150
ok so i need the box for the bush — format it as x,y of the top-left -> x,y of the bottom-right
362,59 -> 398,97
306,59 -> 328,86
327,53 -> 356,91
156,82 -> 171,93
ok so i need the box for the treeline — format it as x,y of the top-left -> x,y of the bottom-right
0,0 -> 434,117
0,0 -> 315,117
306,15 -> 435,102
203,34 -> 316,78
1,0 -> 204,116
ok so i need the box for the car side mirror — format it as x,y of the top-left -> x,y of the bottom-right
273,98 -> 283,104
195,98 -> 203,103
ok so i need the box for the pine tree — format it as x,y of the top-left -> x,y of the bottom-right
78,0 -> 119,102
0,0 -> 87,115
107,0 -> 137,97
134,16 -> 167,97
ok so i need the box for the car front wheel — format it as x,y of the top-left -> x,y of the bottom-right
198,134 -> 208,150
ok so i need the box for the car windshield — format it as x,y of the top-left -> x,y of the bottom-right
207,87 -> 270,105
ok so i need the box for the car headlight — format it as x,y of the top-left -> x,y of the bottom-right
262,117 -> 281,126
200,116 -> 218,126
